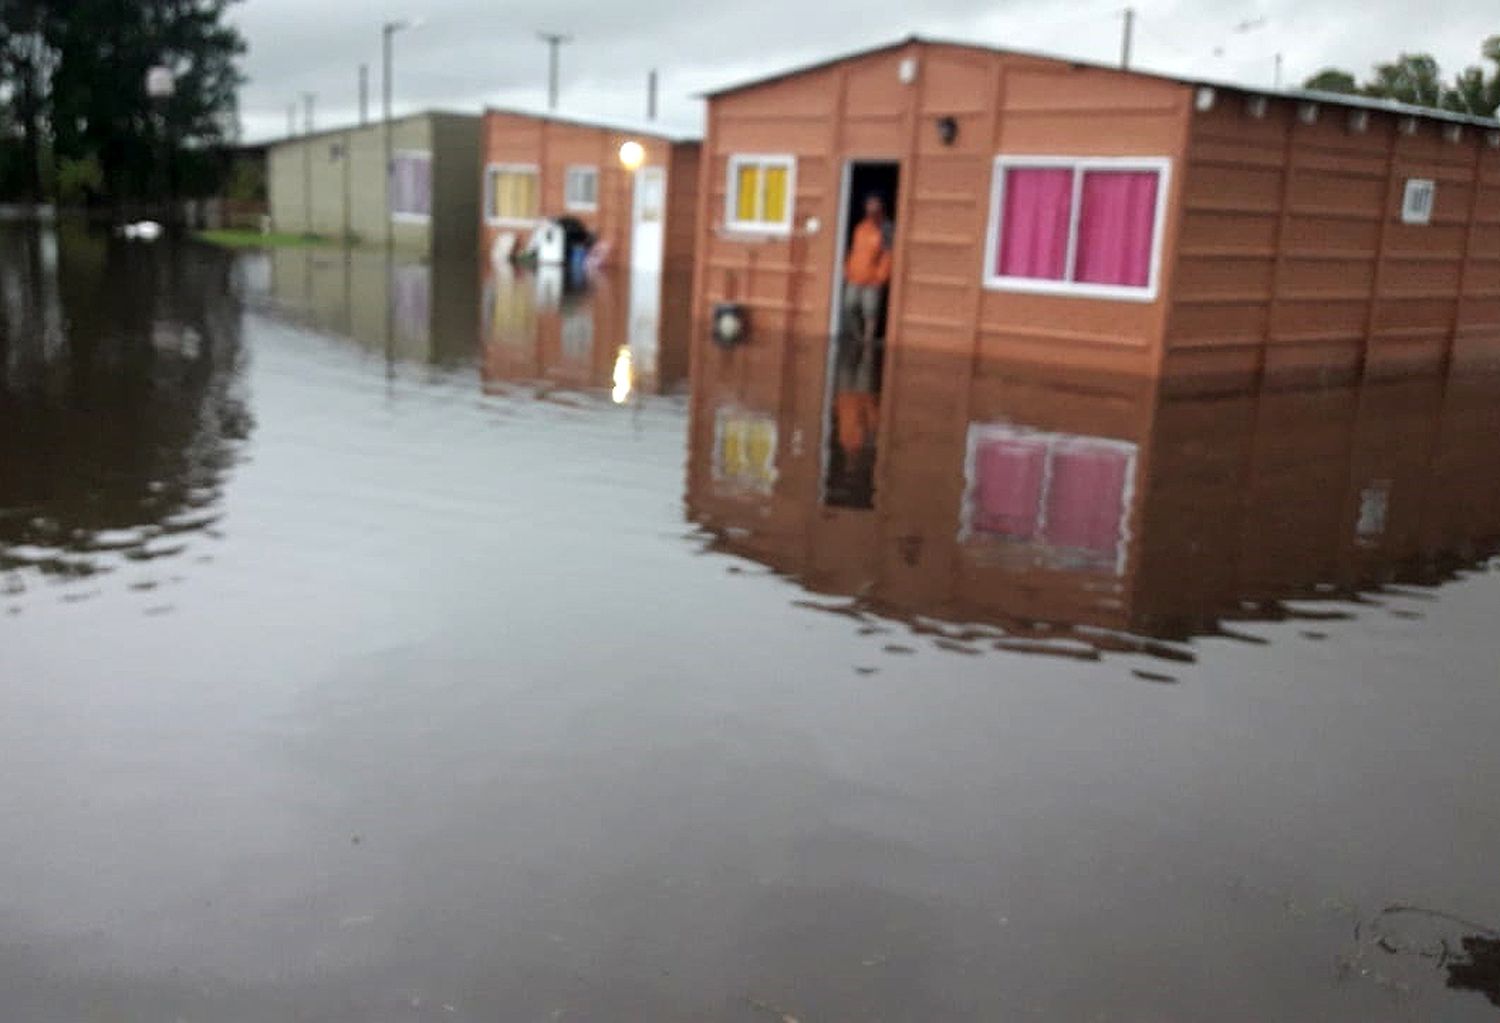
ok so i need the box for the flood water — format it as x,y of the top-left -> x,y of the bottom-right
2,223 -> 1498,1021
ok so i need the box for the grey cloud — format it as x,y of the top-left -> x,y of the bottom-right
234,0 -> 1498,141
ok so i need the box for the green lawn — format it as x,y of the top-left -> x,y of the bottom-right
196,229 -> 331,249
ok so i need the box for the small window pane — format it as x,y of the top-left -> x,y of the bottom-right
996,167 -> 1072,281
491,169 -> 538,221
762,165 -> 789,223
974,435 -> 1048,538
391,154 -> 432,216
1041,442 -> 1131,554
735,165 -> 760,222
566,166 -> 598,209
1073,170 -> 1159,288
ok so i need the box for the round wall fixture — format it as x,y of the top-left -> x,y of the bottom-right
936,116 -> 959,146
712,303 -> 748,348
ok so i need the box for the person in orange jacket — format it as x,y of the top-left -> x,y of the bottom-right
842,193 -> 893,368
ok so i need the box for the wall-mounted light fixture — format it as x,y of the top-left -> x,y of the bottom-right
1246,95 -> 1268,119
711,303 -> 748,349
935,116 -> 959,146
1194,87 -> 1216,113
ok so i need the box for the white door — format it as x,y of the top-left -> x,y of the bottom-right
631,167 -> 666,274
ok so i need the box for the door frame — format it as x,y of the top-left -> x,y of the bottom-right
818,157 -> 901,507
630,165 -> 667,274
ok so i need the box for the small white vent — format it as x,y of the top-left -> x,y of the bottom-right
1401,178 -> 1435,225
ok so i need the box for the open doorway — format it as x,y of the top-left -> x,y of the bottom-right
821,160 -> 900,510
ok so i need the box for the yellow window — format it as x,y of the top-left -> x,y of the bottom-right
762,166 -> 788,224
735,165 -> 760,223
490,167 -> 538,222
728,156 -> 794,230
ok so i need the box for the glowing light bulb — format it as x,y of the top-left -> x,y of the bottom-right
618,141 -> 645,171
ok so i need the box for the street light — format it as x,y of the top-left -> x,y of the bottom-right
382,17 -> 424,250
146,66 -> 176,220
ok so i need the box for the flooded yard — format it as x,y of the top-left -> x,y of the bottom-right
2,224 -> 1499,1021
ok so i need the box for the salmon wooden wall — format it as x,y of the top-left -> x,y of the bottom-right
479,112 -> 688,270
689,41 -> 1192,613
1167,97 -> 1500,387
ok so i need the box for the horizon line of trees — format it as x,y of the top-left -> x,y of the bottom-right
0,0 -> 247,206
1303,37 -> 1500,118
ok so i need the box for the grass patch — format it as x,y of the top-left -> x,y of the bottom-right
196,229 -> 331,249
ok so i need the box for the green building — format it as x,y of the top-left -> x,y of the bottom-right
267,111 -> 481,258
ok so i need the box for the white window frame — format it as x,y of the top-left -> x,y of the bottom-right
1401,178 -> 1435,225
485,162 -> 541,227
724,154 -> 796,236
563,164 -> 599,213
390,149 -> 433,223
982,155 -> 1172,303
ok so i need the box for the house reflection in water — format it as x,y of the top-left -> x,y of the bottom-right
687,357 -> 1500,648
479,265 -> 693,397
265,247 -> 480,367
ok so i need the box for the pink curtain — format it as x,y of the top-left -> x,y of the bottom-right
1073,170 -> 1158,288
996,168 -> 1073,281
390,156 -> 432,216
974,436 -> 1048,537
1042,443 -> 1130,555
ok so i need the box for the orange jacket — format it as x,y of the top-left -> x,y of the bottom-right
836,390 -> 880,457
844,218 -> 892,287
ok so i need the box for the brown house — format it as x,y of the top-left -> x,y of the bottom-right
686,37 -> 1500,634
688,37 -> 1500,402
480,108 -> 701,277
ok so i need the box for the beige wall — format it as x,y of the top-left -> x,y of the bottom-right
268,115 -> 478,257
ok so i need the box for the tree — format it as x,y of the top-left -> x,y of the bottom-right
0,0 -> 57,202
48,0 -> 247,206
1442,35 -> 1500,117
1365,53 -> 1446,107
1303,68 -> 1358,94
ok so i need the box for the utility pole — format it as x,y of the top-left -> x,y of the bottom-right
537,32 -> 572,111
647,68 -> 658,121
302,93 -> 315,235
287,103 -> 297,137
359,64 -> 370,125
1120,7 -> 1135,70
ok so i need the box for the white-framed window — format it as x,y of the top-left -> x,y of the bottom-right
725,154 -> 796,234
390,150 -> 432,221
1401,178 -> 1435,225
960,423 -> 1138,576
564,165 -> 599,212
983,156 -> 1171,302
485,163 -> 540,226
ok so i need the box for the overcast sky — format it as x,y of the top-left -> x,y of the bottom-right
233,0 -> 1497,141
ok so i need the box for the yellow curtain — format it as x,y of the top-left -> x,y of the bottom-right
762,165 -> 788,224
735,165 -> 760,222
494,172 -> 537,220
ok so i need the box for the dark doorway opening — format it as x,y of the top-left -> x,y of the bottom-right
823,161 -> 900,510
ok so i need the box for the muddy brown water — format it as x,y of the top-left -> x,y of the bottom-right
1,224 -> 1498,1021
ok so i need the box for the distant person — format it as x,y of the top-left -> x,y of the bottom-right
842,194 -> 893,369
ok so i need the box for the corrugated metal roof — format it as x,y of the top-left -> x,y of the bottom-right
483,105 -> 702,143
702,34 -> 1500,131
